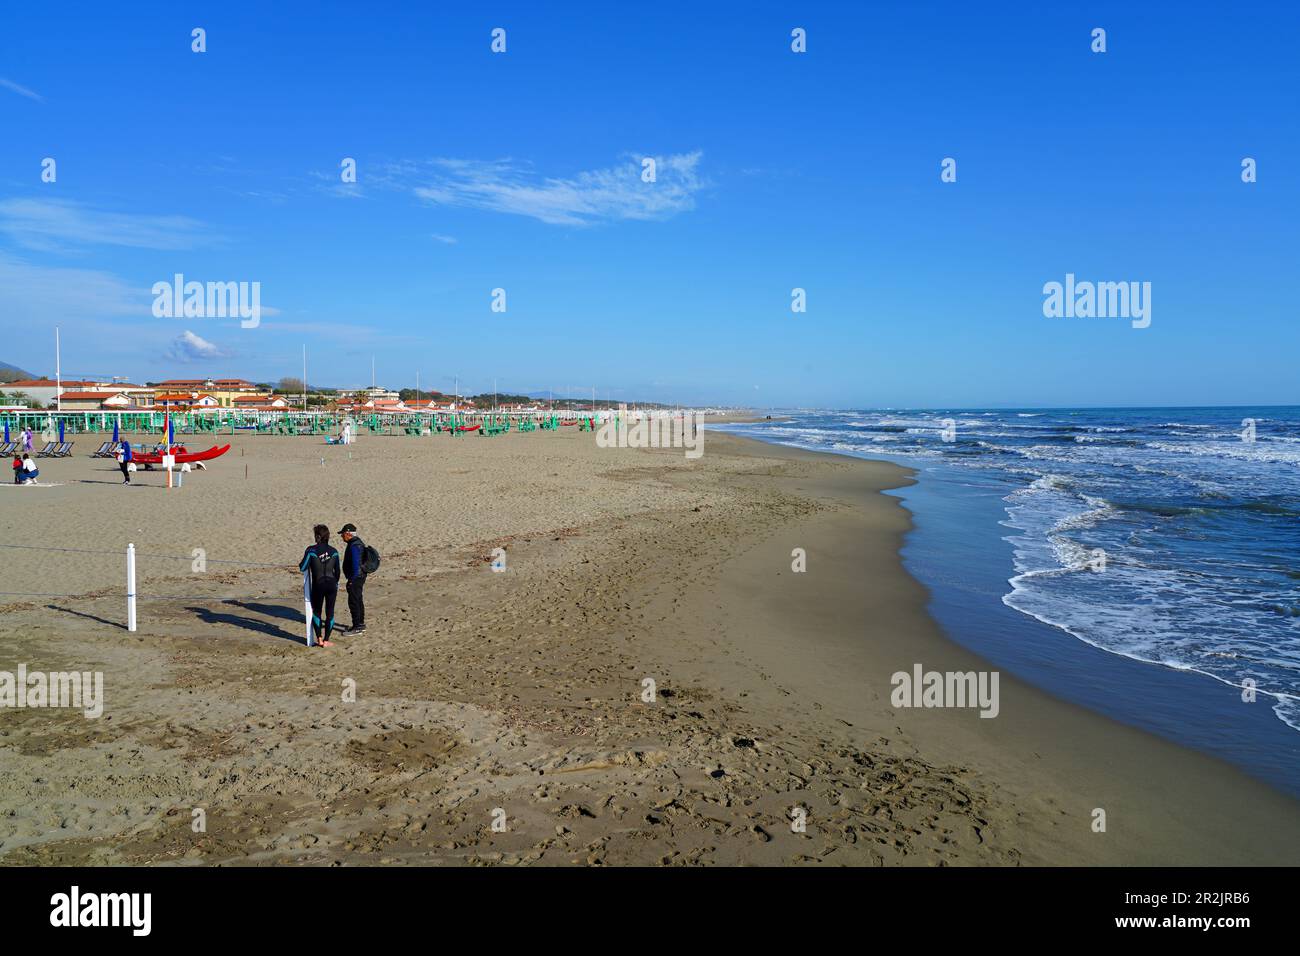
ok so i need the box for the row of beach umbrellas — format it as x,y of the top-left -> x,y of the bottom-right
2,416 -> 132,445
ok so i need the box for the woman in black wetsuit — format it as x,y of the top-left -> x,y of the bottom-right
299,524 -> 341,646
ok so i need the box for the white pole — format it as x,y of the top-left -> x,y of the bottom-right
55,327 -> 62,412
302,344 -> 307,413
126,542 -> 137,632
303,570 -> 314,647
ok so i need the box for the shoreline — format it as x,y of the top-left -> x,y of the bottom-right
0,428 -> 1295,864
716,420 -> 1300,799
700,432 -> 1299,864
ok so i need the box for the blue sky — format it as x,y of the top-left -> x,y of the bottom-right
1,2 -> 1296,408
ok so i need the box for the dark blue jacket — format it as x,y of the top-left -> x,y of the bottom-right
343,539 -> 365,579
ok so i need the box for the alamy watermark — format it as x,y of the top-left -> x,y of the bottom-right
596,412 -> 704,459
890,663 -> 999,718
0,665 -> 103,718
152,274 -> 261,328
50,886 -> 150,936
1043,273 -> 1150,329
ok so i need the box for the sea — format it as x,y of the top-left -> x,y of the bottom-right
717,407 -> 1300,797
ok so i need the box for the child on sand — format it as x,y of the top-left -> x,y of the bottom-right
19,454 -> 39,484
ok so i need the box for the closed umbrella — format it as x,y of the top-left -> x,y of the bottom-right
58,418 -> 65,442
3,421 -> 8,443
112,417 -> 119,443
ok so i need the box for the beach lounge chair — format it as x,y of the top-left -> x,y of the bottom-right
0,441 -> 15,455
35,442 -> 57,457
53,441 -> 74,456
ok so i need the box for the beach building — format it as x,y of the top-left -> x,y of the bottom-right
155,392 -> 221,410
233,394 -> 289,410
2,378 -> 153,407
152,378 -> 260,407
57,390 -> 135,410
4,378 -> 91,405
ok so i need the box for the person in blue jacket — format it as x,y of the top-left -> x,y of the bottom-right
118,439 -> 133,484
339,522 -> 367,634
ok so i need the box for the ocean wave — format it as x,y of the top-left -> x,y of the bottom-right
1150,440 -> 1300,464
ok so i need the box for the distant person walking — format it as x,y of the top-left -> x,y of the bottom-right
339,522 -> 372,633
22,428 -> 33,453
117,439 -> 133,484
299,524 -> 341,647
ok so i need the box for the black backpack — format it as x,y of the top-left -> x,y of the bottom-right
358,539 -> 380,574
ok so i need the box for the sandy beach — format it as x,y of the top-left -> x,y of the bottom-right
1,426 -> 1296,866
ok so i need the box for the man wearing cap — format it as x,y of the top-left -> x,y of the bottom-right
339,523 -> 367,633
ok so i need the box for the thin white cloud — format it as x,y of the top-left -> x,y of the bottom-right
307,169 -> 366,200
167,330 -> 232,363
430,234 -> 458,244
405,152 -> 706,226
0,252 -> 144,318
0,198 -> 209,252
0,78 -> 43,102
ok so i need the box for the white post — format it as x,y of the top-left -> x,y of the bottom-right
55,327 -> 62,412
303,570 -> 314,647
126,543 -> 137,632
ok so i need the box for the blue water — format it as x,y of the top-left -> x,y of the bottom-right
719,407 -> 1300,796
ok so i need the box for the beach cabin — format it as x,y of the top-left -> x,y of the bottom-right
233,394 -> 288,410
58,390 -> 133,410
155,392 -> 220,410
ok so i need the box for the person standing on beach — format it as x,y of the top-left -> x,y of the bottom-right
23,427 -> 33,453
118,439 -> 133,484
340,522 -> 367,633
299,524 -> 341,647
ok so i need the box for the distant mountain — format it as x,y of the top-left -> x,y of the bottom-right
0,362 -> 37,384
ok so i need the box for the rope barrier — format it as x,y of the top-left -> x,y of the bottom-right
0,543 -> 284,568
2,541 -> 310,641
0,592 -> 287,601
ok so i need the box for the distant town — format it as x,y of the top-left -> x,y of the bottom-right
0,370 -> 687,415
